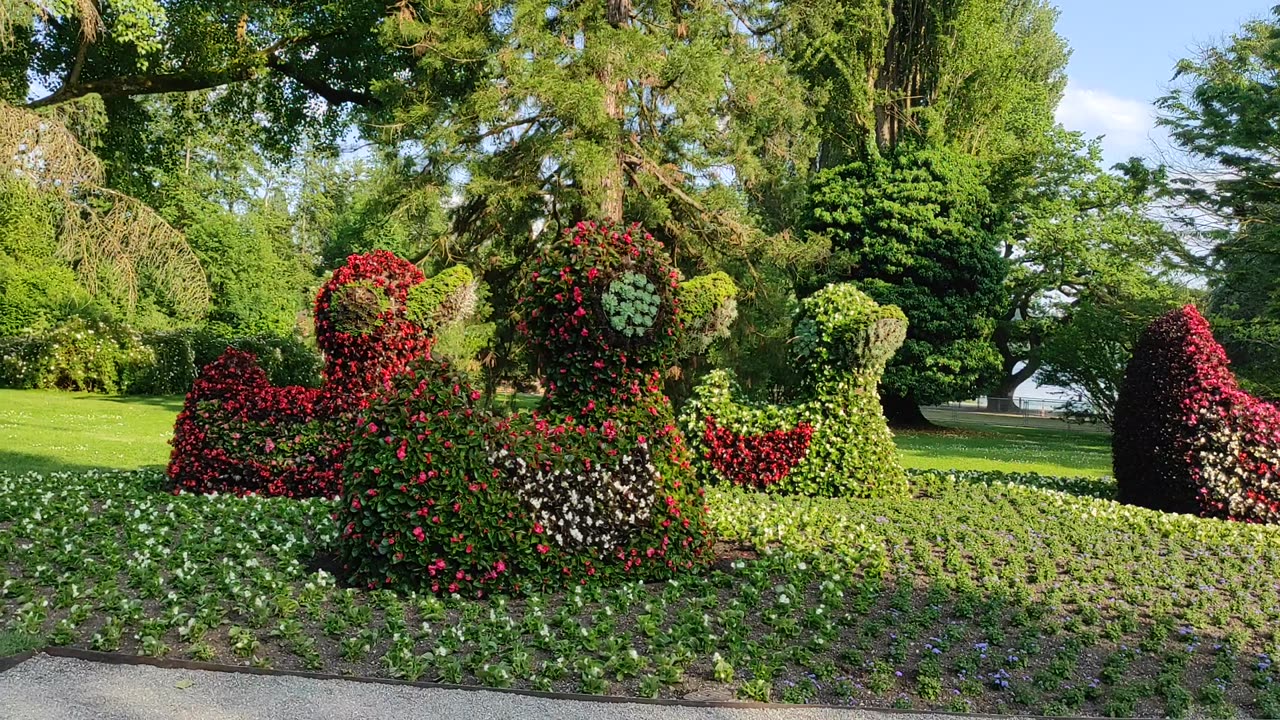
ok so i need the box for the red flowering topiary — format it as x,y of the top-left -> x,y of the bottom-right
168,251 -> 476,498
1114,305 -> 1280,523
336,222 -> 739,595
167,349 -> 339,497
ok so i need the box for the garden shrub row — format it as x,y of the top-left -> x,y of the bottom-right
0,317 -> 320,395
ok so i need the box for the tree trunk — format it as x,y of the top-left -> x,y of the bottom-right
882,394 -> 934,429
597,62 -> 625,223
987,377 -> 1023,413
597,7 -> 629,224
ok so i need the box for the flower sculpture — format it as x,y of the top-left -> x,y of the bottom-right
335,221 -> 739,595
680,283 -> 909,498
167,251 -> 476,498
1114,305 -> 1280,523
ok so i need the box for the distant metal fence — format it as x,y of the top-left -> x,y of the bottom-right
924,396 -> 1107,433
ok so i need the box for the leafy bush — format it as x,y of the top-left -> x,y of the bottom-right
1114,305 -> 1280,523
681,284 -> 909,498
0,318 -> 152,393
804,146 -> 1006,414
134,327 -> 321,395
0,320 -> 321,396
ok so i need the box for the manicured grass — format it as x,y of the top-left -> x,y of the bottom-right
0,390 -> 181,474
896,414 -> 1111,478
0,389 -> 1112,477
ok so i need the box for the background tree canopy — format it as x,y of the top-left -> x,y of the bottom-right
0,0 -> 1251,431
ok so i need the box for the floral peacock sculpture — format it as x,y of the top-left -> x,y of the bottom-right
167,251 -> 476,498
335,222 -> 739,594
680,283 -> 909,498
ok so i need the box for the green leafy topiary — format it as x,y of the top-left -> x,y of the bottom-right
406,265 -> 476,329
676,271 -> 738,353
681,283 -> 909,498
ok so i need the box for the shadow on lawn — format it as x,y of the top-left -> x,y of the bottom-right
90,394 -> 186,413
0,450 -> 166,476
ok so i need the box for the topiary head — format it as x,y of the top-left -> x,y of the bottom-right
314,251 -> 477,397
517,221 -> 736,405
791,283 -> 907,388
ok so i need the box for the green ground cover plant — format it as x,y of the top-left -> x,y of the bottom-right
3,466 -> 1280,717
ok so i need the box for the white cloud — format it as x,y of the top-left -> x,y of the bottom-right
1055,82 -> 1157,160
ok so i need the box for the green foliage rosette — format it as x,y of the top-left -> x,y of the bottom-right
682,284 -> 909,498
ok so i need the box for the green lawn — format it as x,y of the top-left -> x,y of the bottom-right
0,389 -> 1112,477
0,390 -> 181,474
896,414 -> 1111,478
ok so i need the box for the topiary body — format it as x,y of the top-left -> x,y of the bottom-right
681,283 -> 909,497
1115,305 -> 1280,523
337,221 -> 739,594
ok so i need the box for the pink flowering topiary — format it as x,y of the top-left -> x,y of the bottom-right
1114,305 -> 1280,523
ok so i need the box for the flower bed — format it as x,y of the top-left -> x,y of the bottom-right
4,467 -> 1280,717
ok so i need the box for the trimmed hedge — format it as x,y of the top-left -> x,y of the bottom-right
1114,305 -> 1280,523
681,283 -> 909,498
0,319 -> 320,395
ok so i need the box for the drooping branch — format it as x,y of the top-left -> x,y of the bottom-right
0,101 -> 210,318
28,37 -> 380,110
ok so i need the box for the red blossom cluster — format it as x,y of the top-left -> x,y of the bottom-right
168,251 -> 434,498
1114,305 -> 1280,523
314,251 -> 433,411
702,418 -> 814,489
167,349 -> 340,498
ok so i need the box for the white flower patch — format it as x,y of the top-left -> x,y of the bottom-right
1191,406 -> 1280,523
492,443 -> 659,551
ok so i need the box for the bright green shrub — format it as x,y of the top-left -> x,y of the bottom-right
0,318 -> 152,393
681,283 -> 909,498
405,265 -> 476,329
0,181 -> 87,337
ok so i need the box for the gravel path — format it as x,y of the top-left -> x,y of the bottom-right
0,654 -> 1032,720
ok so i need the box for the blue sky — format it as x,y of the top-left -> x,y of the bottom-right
1052,1 -> 1270,165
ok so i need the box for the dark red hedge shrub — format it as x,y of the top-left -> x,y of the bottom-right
167,349 -> 340,498
1114,305 -> 1280,523
168,251 -> 436,498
